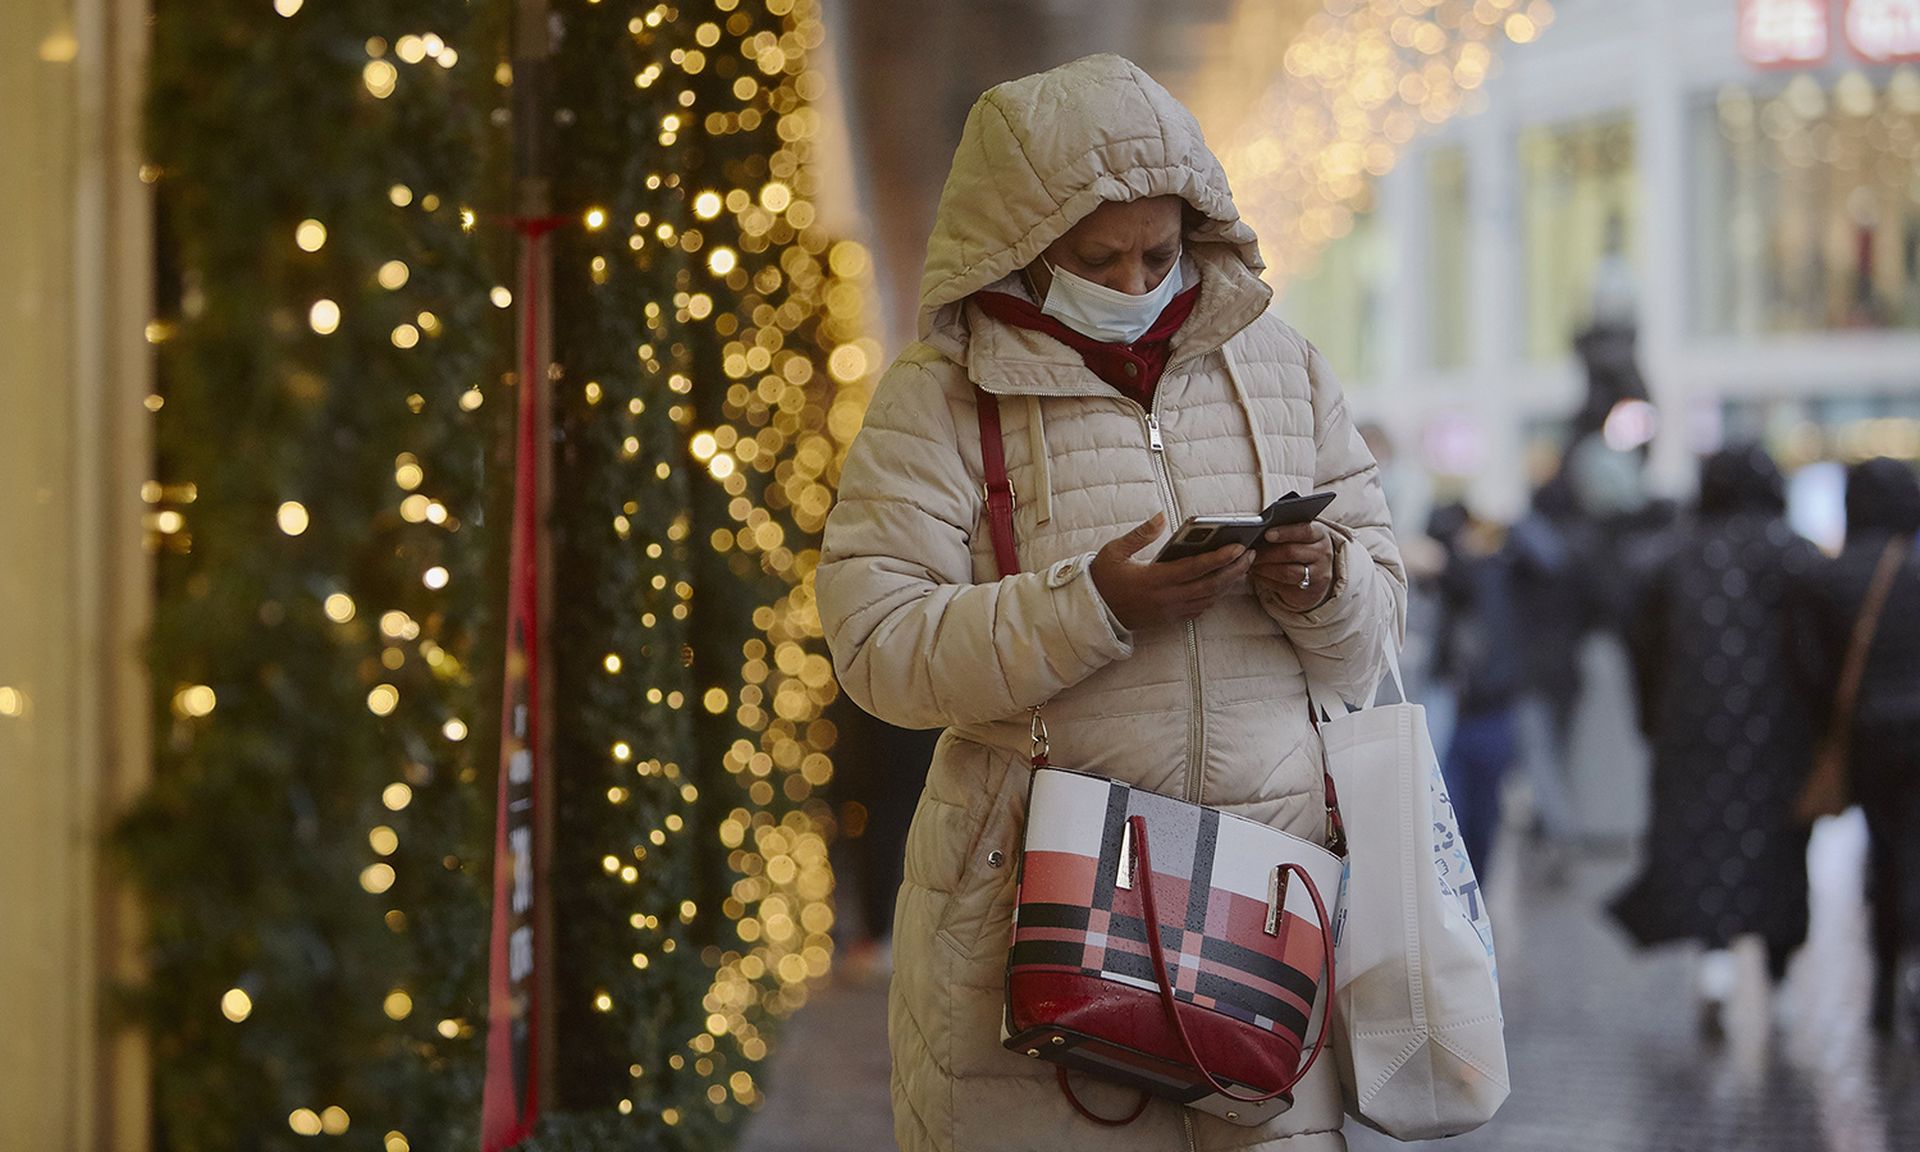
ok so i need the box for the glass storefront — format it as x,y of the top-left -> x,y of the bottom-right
1518,114 -> 1639,360
1692,68 -> 1920,337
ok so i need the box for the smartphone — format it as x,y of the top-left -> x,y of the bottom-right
1153,514 -> 1270,564
1152,491 -> 1336,564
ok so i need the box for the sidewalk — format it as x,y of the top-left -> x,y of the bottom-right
742,813 -> 1920,1151
737,965 -> 893,1152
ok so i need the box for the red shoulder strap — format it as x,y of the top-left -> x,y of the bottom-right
975,387 -> 1021,578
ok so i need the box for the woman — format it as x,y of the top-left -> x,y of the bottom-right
1811,457 -> 1920,1036
1610,445 -> 1825,1034
817,55 -> 1405,1152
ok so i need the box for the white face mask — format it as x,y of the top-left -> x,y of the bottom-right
1038,254 -> 1184,345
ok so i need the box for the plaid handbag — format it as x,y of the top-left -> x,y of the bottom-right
974,388 -> 1343,1128
1003,762 -> 1343,1127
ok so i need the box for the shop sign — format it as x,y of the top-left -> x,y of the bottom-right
1847,0 -> 1920,61
1740,0 -> 1832,67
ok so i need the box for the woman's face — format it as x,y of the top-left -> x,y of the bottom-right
1027,195 -> 1183,298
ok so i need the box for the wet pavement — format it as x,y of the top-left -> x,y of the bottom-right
741,812 -> 1920,1151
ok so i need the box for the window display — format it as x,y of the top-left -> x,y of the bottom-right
1692,69 -> 1920,335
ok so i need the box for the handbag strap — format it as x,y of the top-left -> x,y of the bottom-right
1128,815 -> 1337,1105
976,386 -> 1056,769
1830,535 -> 1910,744
976,387 -> 1020,580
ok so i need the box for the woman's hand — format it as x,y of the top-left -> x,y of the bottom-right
1090,514 -> 1255,631
1252,521 -> 1336,613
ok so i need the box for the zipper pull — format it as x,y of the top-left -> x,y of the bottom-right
1145,413 -> 1164,452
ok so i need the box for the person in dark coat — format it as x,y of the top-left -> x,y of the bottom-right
1610,445 -> 1826,1027
1429,502 -> 1524,876
1508,475 -> 1598,860
1809,457 -> 1920,1036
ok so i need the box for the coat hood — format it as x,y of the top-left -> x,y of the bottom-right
1698,443 -> 1786,518
916,54 -> 1266,346
1846,456 -> 1920,535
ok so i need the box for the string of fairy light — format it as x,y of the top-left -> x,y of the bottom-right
1211,0 -> 1557,279
594,0 -> 877,1122
144,0 -> 873,1138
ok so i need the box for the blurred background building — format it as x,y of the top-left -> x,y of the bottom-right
1283,0 -> 1920,540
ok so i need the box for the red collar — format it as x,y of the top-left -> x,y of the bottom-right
971,281 -> 1202,407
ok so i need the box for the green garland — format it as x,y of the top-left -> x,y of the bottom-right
124,0 -> 857,1148
129,1 -> 512,1147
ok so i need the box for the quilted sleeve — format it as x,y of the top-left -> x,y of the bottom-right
1259,341 -> 1408,707
815,356 -> 1135,730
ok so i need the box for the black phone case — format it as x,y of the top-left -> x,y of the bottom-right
1152,492 -> 1337,564
1260,490 -> 1337,529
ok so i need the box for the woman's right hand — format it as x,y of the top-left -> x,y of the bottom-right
1090,514 -> 1255,631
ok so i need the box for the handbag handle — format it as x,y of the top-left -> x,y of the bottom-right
1127,815 -> 1337,1105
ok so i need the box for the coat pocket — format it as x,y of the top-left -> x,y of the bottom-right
932,743 -> 1027,964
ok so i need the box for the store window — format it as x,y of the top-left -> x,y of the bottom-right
1279,210 -> 1384,385
1518,115 -> 1639,361
1720,393 -> 1920,470
1692,69 -> 1920,337
1429,146 -> 1472,371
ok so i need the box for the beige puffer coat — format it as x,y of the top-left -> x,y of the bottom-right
816,54 -> 1406,1152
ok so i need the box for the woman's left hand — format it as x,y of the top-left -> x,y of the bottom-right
1251,521 -> 1336,612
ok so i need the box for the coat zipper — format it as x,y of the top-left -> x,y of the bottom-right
1141,400 -> 1207,808
1149,403 -> 1209,1149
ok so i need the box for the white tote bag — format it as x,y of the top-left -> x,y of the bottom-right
1317,643 -> 1509,1140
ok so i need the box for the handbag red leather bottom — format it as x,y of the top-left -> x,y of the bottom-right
1003,767 -> 1340,1127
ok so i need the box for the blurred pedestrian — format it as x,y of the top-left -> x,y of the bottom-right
1609,444 -> 1826,1037
1428,502 -> 1522,876
1507,475 -> 1597,874
1806,457 -> 1920,1038
818,53 -> 1405,1152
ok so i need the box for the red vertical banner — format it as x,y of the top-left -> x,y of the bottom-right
1740,0 -> 1832,67
1847,0 -> 1920,60
482,220 -> 559,1151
